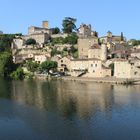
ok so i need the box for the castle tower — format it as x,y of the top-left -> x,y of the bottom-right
107,31 -> 112,38
42,21 -> 49,28
101,44 -> 107,61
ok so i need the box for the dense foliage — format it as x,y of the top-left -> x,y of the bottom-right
62,17 -> 77,34
40,61 -> 57,73
26,60 -> 39,72
10,67 -> 25,80
51,27 -> 60,34
130,39 -> 140,46
51,33 -> 78,45
0,52 -> 15,77
0,34 -> 18,52
25,38 -> 36,45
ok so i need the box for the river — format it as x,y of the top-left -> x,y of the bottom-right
0,78 -> 140,140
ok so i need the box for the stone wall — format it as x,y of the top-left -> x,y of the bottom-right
78,37 -> 98,58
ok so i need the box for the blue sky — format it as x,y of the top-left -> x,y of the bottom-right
0,0 -> 139,39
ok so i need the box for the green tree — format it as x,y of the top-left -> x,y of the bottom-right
51,27 -> 60,34
63,33 -> 78,44
62,17 -> 77,34
0,34 -> 16,52
0,52 -> 15,77
26,60 -> 39,72
51,48 -> 62,56
40,61 -> 57,73
25,38 -> 36,45
121,32 -> 124,41
10,67 -> 25,80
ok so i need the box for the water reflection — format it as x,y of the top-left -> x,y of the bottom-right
1,79 -> 140,139
9,80 -> 140,120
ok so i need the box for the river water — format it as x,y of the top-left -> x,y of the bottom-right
0,78 -> 140,140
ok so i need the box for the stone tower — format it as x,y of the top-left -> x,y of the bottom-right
101,44 -> 107,61
42,21 -> 49,28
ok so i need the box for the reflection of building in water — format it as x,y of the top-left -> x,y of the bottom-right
113,85 -> 140,106
11,80 -> 140,120
56,81 -> 115,119
11,81 -> 46,109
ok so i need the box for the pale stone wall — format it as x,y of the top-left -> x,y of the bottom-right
88,49 -> 101,59
57,57 -> 71,71
78,37 -> 98,58
51,33 -> 68,38
24,33 -> 49,44
114,61 -> 131,78
131,53 -> 140,59
114,60 -> 140,78
28,26 -> 50,35
70,59 -> 89,71
34,55 -> 48,63
100,44 -> 107,61
12,38 -> 25,49
88,60 -> 111,77
78,24 -> 91,37
70,59 -> 111,77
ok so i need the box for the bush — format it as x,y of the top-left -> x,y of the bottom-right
25,38 -> 36,45
10,67 -> 25,80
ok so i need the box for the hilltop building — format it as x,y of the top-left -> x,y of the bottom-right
99,31 -> 126,44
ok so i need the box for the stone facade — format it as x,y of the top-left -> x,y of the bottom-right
34,54 -> 48,63
57,57 -> 71,72
88,44 -> 107,61
24,33 -> 50,44
78,37 -> 98,58
100,31 -> 126,44
12,38 -> 25,49
114,59 -> 140,78
70,58 -> 111,77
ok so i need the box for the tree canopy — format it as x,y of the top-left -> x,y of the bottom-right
51,27 -> 60,34
40,60 -> 57,73
62,17 -> 77,34
25,38 -> 36,45
0,52 -> 15,77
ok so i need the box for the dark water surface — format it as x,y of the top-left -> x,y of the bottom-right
0,78 -> 140,140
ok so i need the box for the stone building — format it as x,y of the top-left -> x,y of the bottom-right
114,58 -> 140,78
100,31 -> 126,44
34,54 -> 48,63
12,37 -> 25,50
57,57 -> 71,72
70,58 -> 111,77
78,37 -> 98,58
88,44 -> 107,61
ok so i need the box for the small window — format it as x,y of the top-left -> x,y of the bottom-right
61,60 -> 63,63
134,72 -> 137,75
93,70 -> 95,73
91,64 -> 93,67
95,64 -> 97,67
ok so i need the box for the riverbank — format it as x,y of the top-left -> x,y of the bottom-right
34,74 -> 140,85
60,76 -> 140,85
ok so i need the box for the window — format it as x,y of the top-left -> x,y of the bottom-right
134,72 -> 137,75
61,60 -> 63,63
93,70 -> 95,73
95,64 -> 97,67
91,64 -> 93,67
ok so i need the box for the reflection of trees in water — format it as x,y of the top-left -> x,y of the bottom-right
11,80 -> 116,120
0,78 -> 12,98
56,81 -> 115,120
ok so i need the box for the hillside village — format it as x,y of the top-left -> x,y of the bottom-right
10,20 -> 140,79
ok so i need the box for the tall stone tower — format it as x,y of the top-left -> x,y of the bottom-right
101,44 -> 107,61
42,21 -> 49,28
